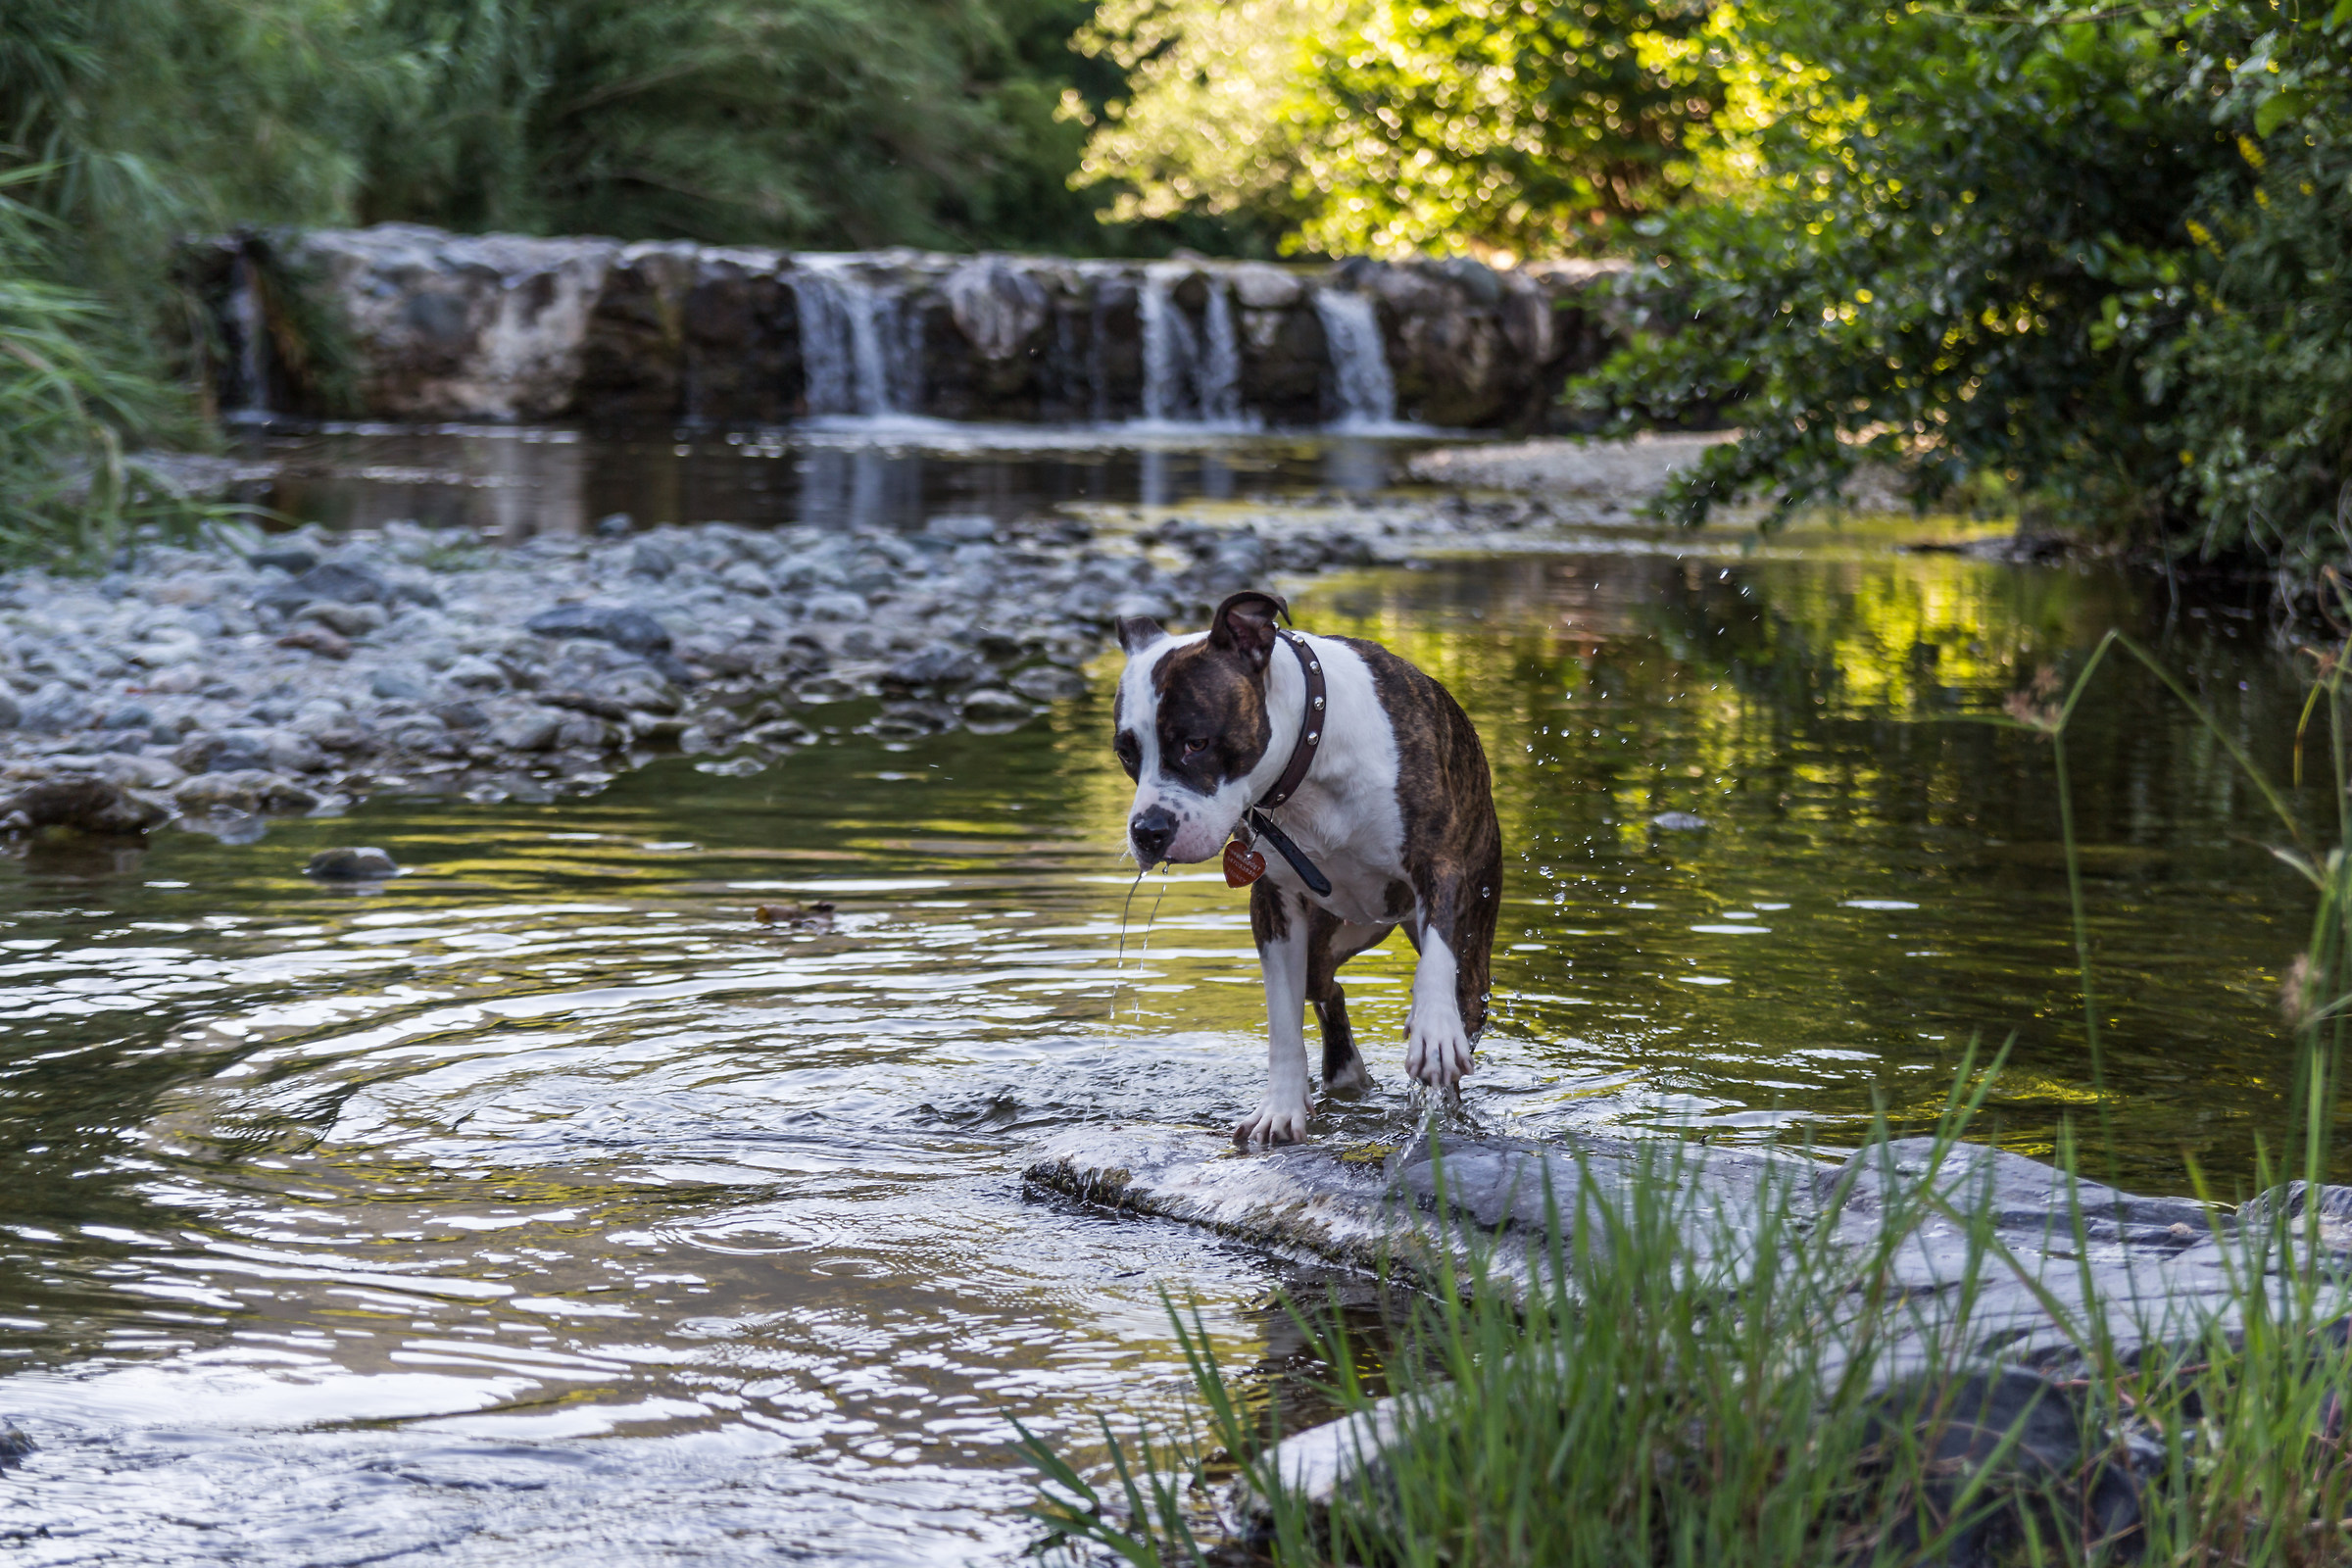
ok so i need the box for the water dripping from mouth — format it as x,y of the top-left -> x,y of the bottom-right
1111,862 -> 1173,1030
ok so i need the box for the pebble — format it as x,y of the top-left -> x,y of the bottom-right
0,498 -> 1542,838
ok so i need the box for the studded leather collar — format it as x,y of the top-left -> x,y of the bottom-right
1253,630 -> 1325,810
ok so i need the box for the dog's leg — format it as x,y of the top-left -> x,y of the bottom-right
1307,906 -> 1391,1094
1404,860 -> 1497,1091
1237,880 -> 1313,1146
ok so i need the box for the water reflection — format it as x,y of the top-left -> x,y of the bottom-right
0,539 -> 2321,1561
249,422 -> 1426,539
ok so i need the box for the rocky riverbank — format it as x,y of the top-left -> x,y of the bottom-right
0,496 -> 1576,843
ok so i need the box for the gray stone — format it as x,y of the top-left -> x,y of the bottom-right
550,710 -> 612,750
925,514 -> 1001,543
295,562 -> 393,606
720,561 -> 773,596
1009,664 -> 1090,702
21,687 -> 91,733
298,601 -> 388,638
430,700 -> 489,731
307,846 -> 400,879
486,710 -> 563,753
585,666 -> 679,715
370,669 -> 429,702
174,769 -> 318,815
1650,811 -> 1709,831
441,656 -> 506,691
524,604 -> 672,657
805,591 -> 869,622
884,643 -> 983,692
0,690 -> 22,728
248,546 -> 320,575
177,727 -> 325,776
943,258 -> 1050,361
629,542 -> 673,579
98,702 -> 157,731
0,776 -> 170,834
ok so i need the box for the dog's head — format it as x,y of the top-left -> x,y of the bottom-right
1112,590 -> 1289,865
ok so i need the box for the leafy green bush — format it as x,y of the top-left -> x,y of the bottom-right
1571,1 -> 2351,571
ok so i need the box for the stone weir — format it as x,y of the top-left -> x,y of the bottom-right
184,224 -> 1629,431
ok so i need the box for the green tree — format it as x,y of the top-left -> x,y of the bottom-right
1573,0 -> 2352,571
1075,0 -> 1721,257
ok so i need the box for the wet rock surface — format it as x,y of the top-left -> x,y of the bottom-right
0,492 -> 1574,840
1026,1124 -> 2351,1534
305,845 -> 400,879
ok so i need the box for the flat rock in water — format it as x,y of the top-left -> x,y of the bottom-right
1030,1123 -> 2347,1529
1026,1124 -> 2319,1382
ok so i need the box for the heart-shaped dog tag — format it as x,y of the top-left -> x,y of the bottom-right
1223,839 -> 1267,888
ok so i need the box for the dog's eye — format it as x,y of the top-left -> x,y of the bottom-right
1181,737 -> 1211,760
1112,732 -> 1141,780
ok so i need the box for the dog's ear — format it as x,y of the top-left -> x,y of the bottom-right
1116,615 -> 1166,654
1208,590 -> 1286,671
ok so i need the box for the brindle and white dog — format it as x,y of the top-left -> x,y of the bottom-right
1112,590 -> 1502,1145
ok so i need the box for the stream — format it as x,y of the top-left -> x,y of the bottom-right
0,425 -> 2324,1563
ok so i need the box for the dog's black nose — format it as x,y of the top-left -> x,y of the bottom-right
1129,806 -> 1177,864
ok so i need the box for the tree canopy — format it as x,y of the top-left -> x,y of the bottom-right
1074,0 -> 1722,258
1572,0 -> 2352,568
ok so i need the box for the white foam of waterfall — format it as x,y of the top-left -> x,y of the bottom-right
793,264 -> 918,419
1139,269 -> 1197,423
224,256 -> 271,421
1313,287 -> 1399,429
1199,282 -> 1242,424
1141,266 -> 1249,427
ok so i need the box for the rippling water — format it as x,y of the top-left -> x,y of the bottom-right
0,521 -> 2323,1561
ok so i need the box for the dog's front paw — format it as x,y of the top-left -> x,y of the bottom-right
1234,1096 -> 1312,1147
1404,1009 -> 1475,1090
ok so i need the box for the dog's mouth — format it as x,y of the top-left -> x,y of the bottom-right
1126,791 -> 1244,867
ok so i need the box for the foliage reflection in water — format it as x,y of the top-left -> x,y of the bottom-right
0,539 -> 2320,1561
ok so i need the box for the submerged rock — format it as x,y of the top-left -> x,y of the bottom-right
306,846 -> 400,880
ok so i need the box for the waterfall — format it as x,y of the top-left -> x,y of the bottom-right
224,255 -> 271,420
1199,282 -> 1242,424
1141,267 -> 1245,426
1139,269 -> 1195,423
793,264 -> 917,417
1313,287 -> 1398,428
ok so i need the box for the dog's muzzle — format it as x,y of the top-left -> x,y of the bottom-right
1128,805 -> 1178,864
